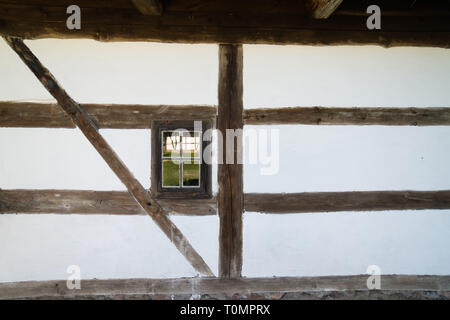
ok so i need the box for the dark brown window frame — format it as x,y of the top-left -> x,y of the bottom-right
151,120 -> 213,199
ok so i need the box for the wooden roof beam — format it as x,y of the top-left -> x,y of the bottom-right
131,0 -> 163,15
0,1 -> 449,48
305,0 -> 344,19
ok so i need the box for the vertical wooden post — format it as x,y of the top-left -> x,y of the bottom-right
218,44 -> 244,278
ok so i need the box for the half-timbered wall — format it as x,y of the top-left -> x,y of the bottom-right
1,40 -> 450,282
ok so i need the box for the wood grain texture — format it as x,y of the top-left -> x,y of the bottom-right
3,102 -> 450,128
1,275 -> 449,299
244,106 -> 450,126
0,102 -> 216,128
3,36 -> 213,277
2,190 -> 450,216
245,190 -> 450,214
0,1 -> 449,47
218,44 -> 244,278
305,0 -> 344,19
0,190 -> 217,216
131,0 -> 163,15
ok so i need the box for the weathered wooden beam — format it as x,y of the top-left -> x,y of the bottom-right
0,190 -> 216,216
3,102 -> 450,128
245,190 -> 450,214
1,275 -> 449,299
2,190 -> 450,216
218,44 -> 244,278
131,0 -> 163,15
305,0 -> 344,19
0,102 -> 216,129
244,106 -> 450,126
334,1 -> 450,18
0,1 -> 449,48
3,36 -> 213,277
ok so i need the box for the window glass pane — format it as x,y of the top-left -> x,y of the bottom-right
162,131 -> 180,158
162,160 -> 180,187
182,160 -> 200,187
182,131 -> 201,159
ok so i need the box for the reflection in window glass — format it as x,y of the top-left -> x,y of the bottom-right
162,160 -> 180,187
162,131 -> 180,158
161,130 -> 201,189
183,161 -> 200,187
182,132 -> 201,158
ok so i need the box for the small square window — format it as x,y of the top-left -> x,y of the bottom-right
151,120 -> 212,199
161,131 -> 201,188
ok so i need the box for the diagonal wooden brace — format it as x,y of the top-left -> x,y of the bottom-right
3,36 -> 213,277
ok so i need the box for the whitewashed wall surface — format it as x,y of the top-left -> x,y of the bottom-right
0,40 -> 449,282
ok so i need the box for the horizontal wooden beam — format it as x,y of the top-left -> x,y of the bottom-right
0,102 -> 216,129
2,102 -> 450,128
2,190 -> 450,216
1,275 -> 449,299
334,1 -> 450,18
245,190 -> 450,214
244,107 -> 450,126
0,1 -> 449,48
0,190 -> 216,216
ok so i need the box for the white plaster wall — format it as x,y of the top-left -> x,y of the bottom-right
0,40 -> 449,282
243,45 -> 450,277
